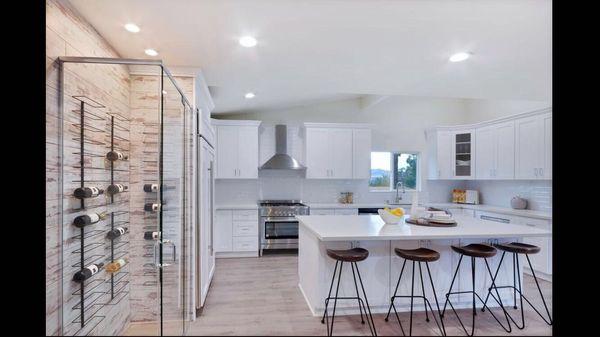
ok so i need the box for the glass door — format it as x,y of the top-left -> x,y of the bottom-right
454,131 -> 474,178
159,69 -> 192,336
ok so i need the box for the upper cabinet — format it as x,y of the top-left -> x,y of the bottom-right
515,113 -> 552,180
427,129 -> 473,179
428,108 -> 551,181
213,120 -> 261,179
475,121 -> 515,180
304,123 -> 372,179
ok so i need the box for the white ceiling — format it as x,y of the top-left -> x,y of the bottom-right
68,0 -> 552,114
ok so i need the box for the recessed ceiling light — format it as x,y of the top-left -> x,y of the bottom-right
162,90 -> 167,95
144,49 -> 158,56
244,92 -> 256,99
124,23 -> 140,33
449,52 -> 472,62
239,36 -> 257,47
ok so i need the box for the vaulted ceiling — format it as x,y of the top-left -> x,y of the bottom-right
68,0 -> 552,113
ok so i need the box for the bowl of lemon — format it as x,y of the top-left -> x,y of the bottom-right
378,207 -> 405,224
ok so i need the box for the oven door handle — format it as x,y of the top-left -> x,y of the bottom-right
262,217 -> 298,222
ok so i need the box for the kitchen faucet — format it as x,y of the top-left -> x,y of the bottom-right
395,181 -> 405,203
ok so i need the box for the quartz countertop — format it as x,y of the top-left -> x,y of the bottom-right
297,214 -> 551,242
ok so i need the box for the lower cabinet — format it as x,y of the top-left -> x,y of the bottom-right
512,216 -> 552,279
215,209 -> 259,257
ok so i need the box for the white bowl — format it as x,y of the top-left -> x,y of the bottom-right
378,209 -> 403,224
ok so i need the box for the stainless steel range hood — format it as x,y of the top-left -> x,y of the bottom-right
260,125 -> 306,170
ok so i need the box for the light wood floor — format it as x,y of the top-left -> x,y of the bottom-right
126,254 -> 552,336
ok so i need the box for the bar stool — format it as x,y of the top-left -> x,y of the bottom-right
384,247 -> 446,336
321,247 -> 377,336
441,243 -> 512,336
481,242 -> 553,329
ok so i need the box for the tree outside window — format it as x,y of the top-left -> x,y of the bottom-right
369,152 -> 418,191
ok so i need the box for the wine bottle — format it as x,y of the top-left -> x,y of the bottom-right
73,212 -> 107,228
74,186 -> 104,199
144,231 -> 160,240
73,262 -> 104,282
106,227 -> 128,240
144,203 -> 160,212
105,258 -> 127,273
143,184 -> 159,192
107,183 -> 128,195
106,150 -> 128,161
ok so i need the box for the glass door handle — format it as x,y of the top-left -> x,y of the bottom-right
154,239 -> 176,268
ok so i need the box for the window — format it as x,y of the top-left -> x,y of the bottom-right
369,152 -> 419,191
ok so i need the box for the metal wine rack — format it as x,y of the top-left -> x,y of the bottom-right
65,95 -> 131,336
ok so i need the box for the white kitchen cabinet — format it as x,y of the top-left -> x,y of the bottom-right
214,210 -> 233,252
476,121 -> 515,180
334,208 -> 358,215
310,208 -> 336,215
215,209 -> 259,257
352,128 -> 372,179
330,129 -> 353,179
515,113 -> 552,180
305,124 -> 372,179
428,108 -> 551,182
428,130 -> 454,179
214,121 -> 260,179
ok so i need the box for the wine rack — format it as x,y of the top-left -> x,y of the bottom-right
64,95 -> 131,336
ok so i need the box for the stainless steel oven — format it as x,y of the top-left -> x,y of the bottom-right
258,200 -> 309,255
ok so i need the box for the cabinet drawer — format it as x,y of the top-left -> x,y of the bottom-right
513,216 -> 551,231
233,236 -> 258,252
334,208 -> 358,215
233,221 -> 258,237
310,208 -> 335,215
232,209 -> 258,221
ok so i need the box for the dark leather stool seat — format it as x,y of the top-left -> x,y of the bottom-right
451,243 -> 497,258
394,247 -> 440,262
494,242 -> 541,255
326,247 -> 369,262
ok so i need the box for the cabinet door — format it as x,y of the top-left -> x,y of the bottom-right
515,116 -> 541,179
494,121 -> 515,179
353,129 -> 372,179
214,210 -> 232,252
517,217 -> 551,275
541,113 -> 552,179
436,131 -> 454,179
330,129 -> 353,179
305,128 -> 331,179
216,126 -> 238,179
453,130 -> 474,179
475,126 -> 494,180
237,126 -> 259,178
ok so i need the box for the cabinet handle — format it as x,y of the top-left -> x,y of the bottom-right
540,168 -> 543,177
526,223 -> 536,227
534,168 -> 538,177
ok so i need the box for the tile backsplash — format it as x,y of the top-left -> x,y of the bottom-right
216,177 -> 551,212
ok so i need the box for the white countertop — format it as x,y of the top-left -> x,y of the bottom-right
297,214 -> 551,241
307,202 -> 551,220
426,203 -> 552,220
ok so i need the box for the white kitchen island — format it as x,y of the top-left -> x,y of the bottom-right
297,214 -> 551,316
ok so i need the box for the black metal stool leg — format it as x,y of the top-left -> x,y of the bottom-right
350,262 -> 366,324
482,251 -> 506,311
327,261 -> 344,336
418,262 -> 430,323
385,258 -> 407,322
409,260 -> 415,336
322,261 -> 339,324
482,258 -> 512,333
441,254 -> 463,318
524,254 -> 553,325
425,262 -> 446,336
513,253 -> 518,309
355,262 -> 377,336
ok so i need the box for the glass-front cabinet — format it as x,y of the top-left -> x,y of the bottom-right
453,130 -> 474,179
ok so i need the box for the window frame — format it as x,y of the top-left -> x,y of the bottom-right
369,151 -> 420,192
